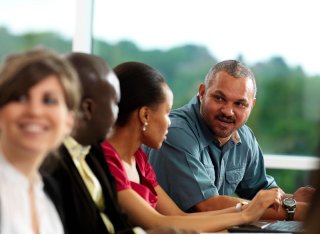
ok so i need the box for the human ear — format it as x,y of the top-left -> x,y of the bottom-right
198,83 -> 205,102
138,106 -> 149,124
252,98 -> 256,108
81,98 -> 96,120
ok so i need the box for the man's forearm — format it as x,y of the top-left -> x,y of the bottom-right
192,195 -> 246,212
192,194 -> 308,221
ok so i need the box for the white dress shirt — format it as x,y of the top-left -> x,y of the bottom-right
0,153 -> 64,234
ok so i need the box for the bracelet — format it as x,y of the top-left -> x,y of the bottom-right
236,201 -> 249,212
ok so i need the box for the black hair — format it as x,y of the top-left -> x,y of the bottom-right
113,61 -> 167,126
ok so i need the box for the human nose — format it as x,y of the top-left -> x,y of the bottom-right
26,98 -> 43,116
220,103 -> 234,116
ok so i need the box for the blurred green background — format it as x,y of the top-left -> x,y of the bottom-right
1,26 -> 319,192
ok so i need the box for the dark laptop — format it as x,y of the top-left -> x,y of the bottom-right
228,220 -> 305,233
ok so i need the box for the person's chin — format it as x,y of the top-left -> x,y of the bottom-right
215,128 -> 234,139
20,137 -> 57,154
154,140 -> 165,149
155,143 -> 162,149
19,144 -> 48,156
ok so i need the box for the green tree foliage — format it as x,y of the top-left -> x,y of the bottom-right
0,27 -> 71,57
93,39 -> 217,108
249,57 -> 318,155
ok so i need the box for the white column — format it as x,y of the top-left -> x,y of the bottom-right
72,0 -> 94,52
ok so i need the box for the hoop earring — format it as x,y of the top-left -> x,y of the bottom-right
142,122 -> 148,131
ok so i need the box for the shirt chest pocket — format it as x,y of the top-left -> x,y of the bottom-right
225,168 -> 244,188
201,163 -> 215,182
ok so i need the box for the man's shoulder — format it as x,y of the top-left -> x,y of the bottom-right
238,125 -> 255,138
170,105 -> 198,130
170,96 -> 198,120
166,118 -> 200,145
167,102 -> 211,149
88,144 -> 105,161
237,125 -> 259,148
87,143 -> 117,179
40,144 -> 76,181
41,148 -> 66,172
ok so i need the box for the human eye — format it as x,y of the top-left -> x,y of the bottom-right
11,93 -> 27,103
235,101 -> 248,109
43,94 -> 59,105
213,94 -> 224,102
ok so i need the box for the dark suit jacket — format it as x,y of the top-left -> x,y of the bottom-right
41,142 -> 134,234
43,173 -> 66,232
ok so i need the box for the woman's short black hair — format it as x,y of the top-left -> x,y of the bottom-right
113,61 -> 167,126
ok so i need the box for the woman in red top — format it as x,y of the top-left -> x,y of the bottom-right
101,61 -> 282,232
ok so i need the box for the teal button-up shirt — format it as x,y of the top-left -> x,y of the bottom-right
146,95 -> 277,211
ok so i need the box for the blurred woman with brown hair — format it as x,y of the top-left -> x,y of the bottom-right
0,48 -> 80,234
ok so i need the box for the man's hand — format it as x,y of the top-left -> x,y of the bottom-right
241,189 -> 283,223
269,187 -> 286,209
293,186 -> 315,202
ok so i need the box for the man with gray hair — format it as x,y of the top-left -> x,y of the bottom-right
147,60 -> 312,221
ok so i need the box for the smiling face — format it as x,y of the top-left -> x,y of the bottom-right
142,84 -> 173,149
0,75 -> 74,158
199,71 -> 256,144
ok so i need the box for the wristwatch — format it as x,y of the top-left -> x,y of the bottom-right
283,197 -> 296,221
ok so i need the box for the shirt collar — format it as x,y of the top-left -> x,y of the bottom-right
63,136 -> 91,162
